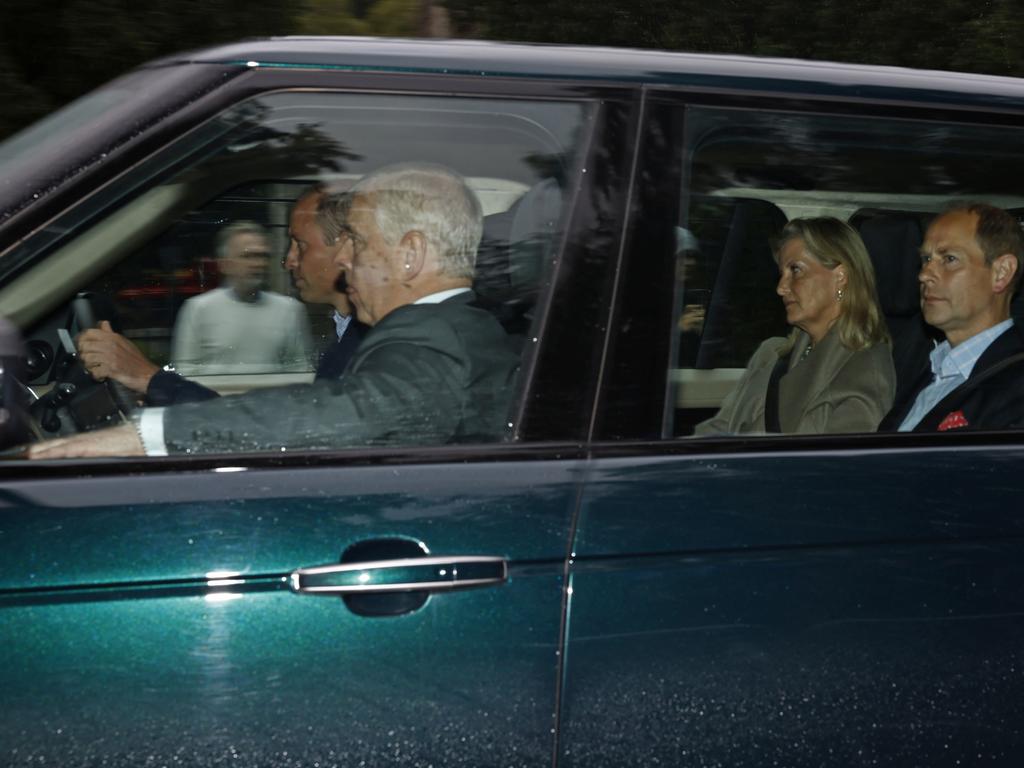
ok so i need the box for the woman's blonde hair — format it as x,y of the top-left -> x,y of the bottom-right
776,217 -> 890,351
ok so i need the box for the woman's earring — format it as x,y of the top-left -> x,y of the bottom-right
836,288 -> 845,302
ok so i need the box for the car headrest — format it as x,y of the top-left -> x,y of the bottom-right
692,196 -> 789,369
474,178 -> 563,336
856,214 -> 923,318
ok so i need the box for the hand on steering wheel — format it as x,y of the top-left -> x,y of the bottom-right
77,321 -> 159,396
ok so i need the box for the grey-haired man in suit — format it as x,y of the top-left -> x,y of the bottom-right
31,163 -> 519,457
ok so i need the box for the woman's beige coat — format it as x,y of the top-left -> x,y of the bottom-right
693,328 -> 896,436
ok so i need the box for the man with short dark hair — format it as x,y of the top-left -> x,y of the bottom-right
280,186 -> 367,379
879,202 -> 1024,431
76,190 -> 365,405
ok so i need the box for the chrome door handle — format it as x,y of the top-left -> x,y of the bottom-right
289,556 -> 507,596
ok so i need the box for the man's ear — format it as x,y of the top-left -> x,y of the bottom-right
991,253 -> 1018,294
398,230 -> 428,281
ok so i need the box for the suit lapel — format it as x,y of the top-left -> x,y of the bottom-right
969,324 -> 1024,378
913,325 -> 1024,431
777,330 -> 851,433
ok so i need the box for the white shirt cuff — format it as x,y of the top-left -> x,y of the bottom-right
136,408 -> 169,456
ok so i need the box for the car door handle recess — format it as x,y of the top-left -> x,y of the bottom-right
289,556 -> 508,596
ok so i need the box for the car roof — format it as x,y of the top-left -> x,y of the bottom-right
149,36 -> 1024,109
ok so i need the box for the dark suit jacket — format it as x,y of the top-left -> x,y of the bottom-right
879,323 -> 1024,432
145,319 -> 367,406
159,292 -> 519,454
313,319 -> 367,380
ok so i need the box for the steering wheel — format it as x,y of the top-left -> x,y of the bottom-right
26,293 -> 136,439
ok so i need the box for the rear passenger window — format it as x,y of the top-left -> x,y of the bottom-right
620,103 -> 1024,439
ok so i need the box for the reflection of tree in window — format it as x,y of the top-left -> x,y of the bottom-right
189,101 -> 363,181
689,110 -> 1024,196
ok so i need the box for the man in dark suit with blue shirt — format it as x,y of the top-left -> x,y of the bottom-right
76,186 -> 367,405
879,202 -> 1024,432
279,185 -> 368,380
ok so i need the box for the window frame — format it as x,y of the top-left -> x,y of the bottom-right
595,84 -> 1024,452
0,68 -> 642,471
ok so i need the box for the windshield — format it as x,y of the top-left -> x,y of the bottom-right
0,64 -> 238,226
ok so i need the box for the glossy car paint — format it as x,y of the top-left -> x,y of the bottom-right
0,38 -> 641,765
3,37 -> 1024,767
0,455 -> 581,765
561,443 -> 1024,764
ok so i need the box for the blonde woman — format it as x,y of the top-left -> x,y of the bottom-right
695,217 -> 895,435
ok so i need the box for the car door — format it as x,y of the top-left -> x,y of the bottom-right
1,454 -> 593,765
558,93 -> 1024,765
0,61 -> 638,765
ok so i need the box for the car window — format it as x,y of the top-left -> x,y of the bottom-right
669,105 -> 1024,437
1,90 -> 593,453
594,99 -> 1024,440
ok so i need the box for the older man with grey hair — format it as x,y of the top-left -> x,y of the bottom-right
31,163 -> 520,458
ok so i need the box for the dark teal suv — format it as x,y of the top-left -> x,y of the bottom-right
2,37 -> 1024,766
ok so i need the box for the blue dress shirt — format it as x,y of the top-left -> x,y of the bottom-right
899,319 -> 1014,431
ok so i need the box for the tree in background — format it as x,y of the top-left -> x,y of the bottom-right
444,0 -> 1024,79
4,0 -> 1024,141
0,0 -> 419,141
0,0 -> 298,139
297,0 -> 421,36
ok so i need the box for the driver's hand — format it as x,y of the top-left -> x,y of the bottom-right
77,321 -> 160,394
28,424 -> 145,459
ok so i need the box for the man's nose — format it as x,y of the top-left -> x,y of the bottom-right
334,244 -> 352,270
919,257 -> 937,283
282,243 -> 298,271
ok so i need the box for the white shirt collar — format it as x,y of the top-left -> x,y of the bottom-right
930,318 -> 1014,381
414,287 -> 471,305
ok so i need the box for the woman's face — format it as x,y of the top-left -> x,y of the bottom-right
776,237 -> 846,343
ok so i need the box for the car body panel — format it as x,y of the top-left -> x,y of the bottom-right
560,444 -> 1024,764
0,457 -> 582,765
176,37 -> 1024,107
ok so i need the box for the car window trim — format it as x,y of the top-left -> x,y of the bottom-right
3,77 -> 628,461
596,88 -> 1024,443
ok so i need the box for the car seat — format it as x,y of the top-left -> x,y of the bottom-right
853,211 -> 937,406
